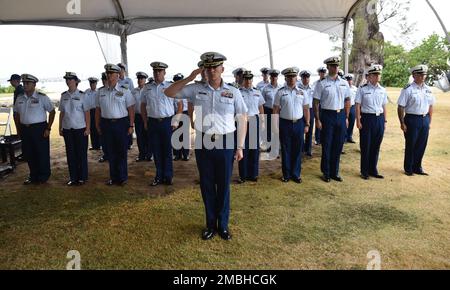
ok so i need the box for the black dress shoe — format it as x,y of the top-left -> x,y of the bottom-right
118,180 -> 128,186
202,228 -> 216,240
147,156 -> 153,161
281,177 -> 290,183
361,174 -> 369,180
292,177 -> 303,184
67,180 -> 78,186
405,172 -> 414,176
247,177 -> 258,182
414,170 -> 429,176
23,179 -> 34,185
237,178 -> 246,184
173,157 -> 180,161
218,229 -> 232,241
151,179 -> 162,186
182,157 -> 190,161
347,139 -> 356,144
331,176 -> 344,182
98,157 -> 107,163
321,175 -> 331,183
164,179 -> 173,186
105,180 -> 115,186
135,157 -> 145,162
78,180 -> 86,185
370,174 -> 384,179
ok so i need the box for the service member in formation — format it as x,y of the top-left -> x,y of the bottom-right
344,74 -> 358,144
256,67 -> 271,91
13,74 -> 55,185
312,67 -> 327,146
132,71 -> 152,162
274,67 -> 310,183
85,77 -> 101,150
355,65 -> 388,180
165,52 -> 248,241
313,56 -> 351,183
141,62 -> 182,186
298,70 -> 315,157
397,64 -> 435,176
238,70 -> 265,183
261,69 -> 281,151
172,73 -> 190,161
95,64 -> 135,186
59,72 -> 90,186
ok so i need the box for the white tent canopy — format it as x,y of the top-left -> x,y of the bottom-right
0,0 -> 364,70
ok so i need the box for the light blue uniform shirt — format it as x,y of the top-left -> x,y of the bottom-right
84,88 -> 97,110
262,84 -> 281,109
131,87 -> 146,114
256,80 -> 270,92
95,83 -> 135,119
274,85 -> 308,120
298,82 -> 314,108
349,85 -> 358,106
240,87 -> 265,116
59,89 -> 89,129
118,77 -> 134,90
313,76 -> 351,110
397,82 -> 435,115
142,81 -> 179,119
355,83 -> 388,115
14,91 -> 54,125
177,81 -> 248,134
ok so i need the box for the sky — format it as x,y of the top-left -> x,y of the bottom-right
0,0 -> 449,90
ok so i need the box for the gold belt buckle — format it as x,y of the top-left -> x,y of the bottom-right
336,109 -> 341,113
376,112 -> 380,117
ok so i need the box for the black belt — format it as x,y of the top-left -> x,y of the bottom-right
406,113 -> 428,118
149,117 -> 171,122
322,109 -> 344,113
21,122 -> 46,128
362,112 -> 384,116
280,118 -> 301,123
102,117 -> 127,122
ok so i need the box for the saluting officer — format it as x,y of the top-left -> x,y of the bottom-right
313,67 -> 327,146
141,62 -> 182,186
165,52 -> 248,241
95,64 -> 135,186
355,65 -> 388,180
256,67 -> 270,91
344,74 -> 358,143
13,74 -> 56,185
132,71 -> 152,162
397,64 -> 435,176
274,67 -> 310,183
238,70 -> 265,183
261,69 -> 281,150
59,72 -> 90,186
298,70 -> 315,157
85,77 -> 101,150
313,56 -> 352,183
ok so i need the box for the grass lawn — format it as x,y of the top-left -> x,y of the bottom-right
0,88 -> 449,269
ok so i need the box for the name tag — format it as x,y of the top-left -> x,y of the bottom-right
199,92 -> 208,95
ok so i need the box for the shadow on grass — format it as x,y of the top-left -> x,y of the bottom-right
283,202 -> 420,245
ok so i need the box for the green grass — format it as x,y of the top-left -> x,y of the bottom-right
1,88 -> 450,269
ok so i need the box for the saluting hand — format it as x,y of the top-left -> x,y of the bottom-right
189,68 -> 204,80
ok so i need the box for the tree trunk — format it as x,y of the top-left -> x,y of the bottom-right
350,0 -> 385,86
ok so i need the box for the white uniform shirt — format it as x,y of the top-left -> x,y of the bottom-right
14,91 -> 54,125
355,83 -> 388,115
95,83 -> 135,119
59,89 -> 89,129
274,85 -> 308,120
397,82 -> 435,115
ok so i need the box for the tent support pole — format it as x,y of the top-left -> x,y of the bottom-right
343,18 -> 351,74
265,23 -> 274,69
120,32 -> 128,76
